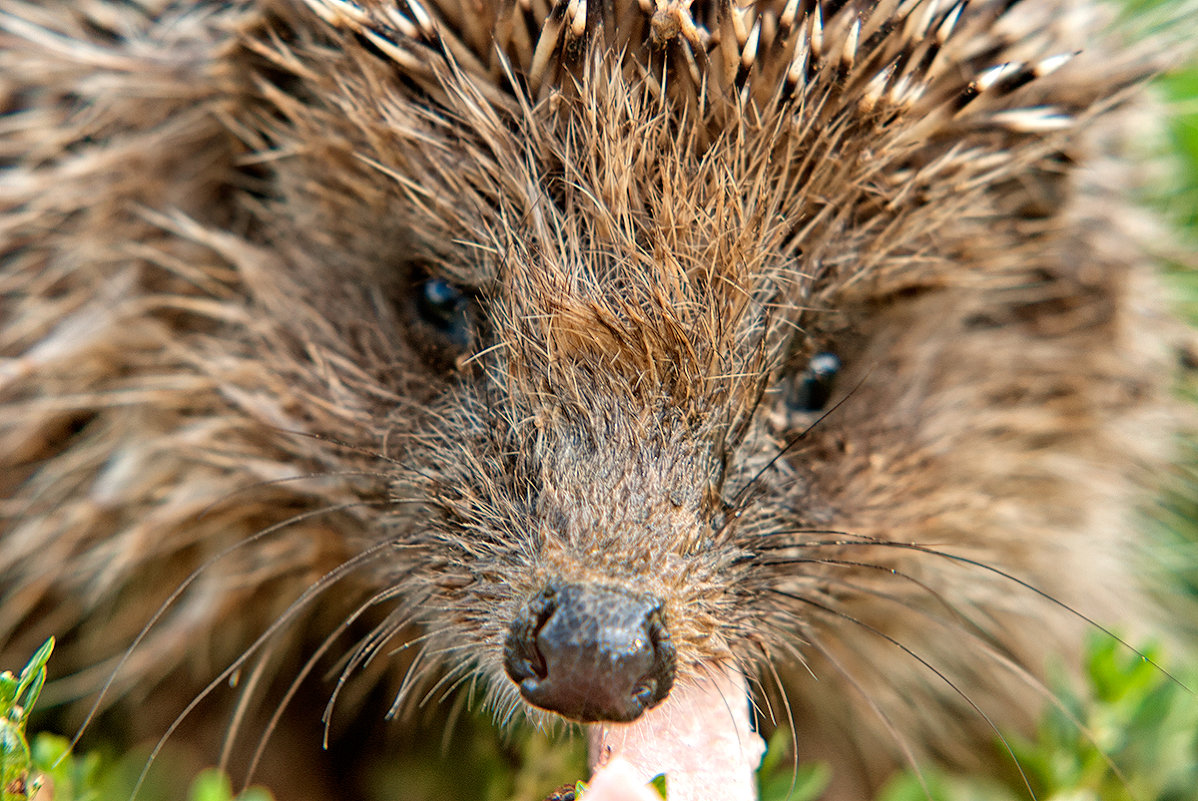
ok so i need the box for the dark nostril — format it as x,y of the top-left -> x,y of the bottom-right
503,582 -> 676,723
504,587 -> 556,684
632,678 -> 657,709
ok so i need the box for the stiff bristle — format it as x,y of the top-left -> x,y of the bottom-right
300,0 -> 1109,128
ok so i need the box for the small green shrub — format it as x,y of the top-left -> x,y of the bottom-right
879,635 -> 1198,801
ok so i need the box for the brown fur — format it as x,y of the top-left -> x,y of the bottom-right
0,0 -> 1190,798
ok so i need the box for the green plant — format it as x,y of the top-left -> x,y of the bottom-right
757,728 -> 830,801
878,635 -> 1198,801
1,638 -> 53,801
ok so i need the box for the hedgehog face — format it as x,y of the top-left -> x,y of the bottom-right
390,200 -> 797,723
267,0 -> 1172,735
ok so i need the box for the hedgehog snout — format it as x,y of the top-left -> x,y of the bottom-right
502,582 -> 677,723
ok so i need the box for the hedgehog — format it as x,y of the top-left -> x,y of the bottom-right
0,0 -> 1189,799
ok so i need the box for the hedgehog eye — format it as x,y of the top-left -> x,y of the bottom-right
417,277 -> 469,339
408,266 -> 475,364
788,352 -> 841,413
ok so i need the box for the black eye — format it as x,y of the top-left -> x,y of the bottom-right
788,352 -> 840,412
416,275 -> 462,325
417,277 -> 469,341
408,267 -> 476,365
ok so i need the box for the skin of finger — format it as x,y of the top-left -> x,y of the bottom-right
586,667 -> 764,801
584,758 -> 663,801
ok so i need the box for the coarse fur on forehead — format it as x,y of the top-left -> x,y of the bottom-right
279,0 -> 1153,409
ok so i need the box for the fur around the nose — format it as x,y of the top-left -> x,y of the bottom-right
503,582 -> 676,723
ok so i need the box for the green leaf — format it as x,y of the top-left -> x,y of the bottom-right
30,734 -> 103,801
187,768 -> 275,801
1,719 -> 34,801
189,769 -> 234,801
1,639 -> 55,801
757,728 -> 830,801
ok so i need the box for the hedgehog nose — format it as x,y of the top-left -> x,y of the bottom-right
502,582 -> 676,723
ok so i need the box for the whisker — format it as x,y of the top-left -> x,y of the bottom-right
420,660 -> 481,709
755,526 -> 1152,796
263,425 -> 402,466
803,634 -> 935,801
801,572 -> 1139,794
758,647 -> 802,801
377,636 -> 432,725
218,639 -> 277,781
244,582 -> 409,787
752,554 -> 990,635
758,529 -> 1190,691
322,597 -> 426,745
195,470 -> 391,520
676,660 -> 758,779
770,588 -> 1038,800
391,654 -> 452,722
725,367 -> 873,518
70,500 -> 400,755
740,664 -> 775,728
128,540 -> 395,801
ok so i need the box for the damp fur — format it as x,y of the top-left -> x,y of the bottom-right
0,0 -> 1191,798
